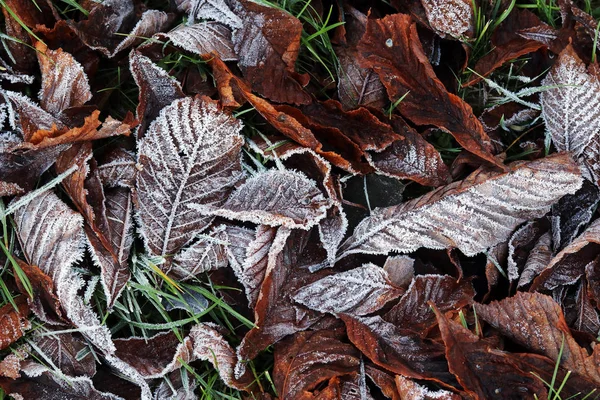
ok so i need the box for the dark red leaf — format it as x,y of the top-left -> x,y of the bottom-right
0,296 -> 30,351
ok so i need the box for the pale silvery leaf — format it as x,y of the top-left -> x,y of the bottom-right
87,188 -> 134,308
541,45 -> 600,157
195,169 -> 330,230
317,206 -> 348,269
186,0 -> 242,28
3,90 -> 66,139
156,22 -> 237,61
507,220 -> 546,282
36,42 -> 92,116
293,263 -> 403,316
111,10 -> 170,56
135,96 -> 244,257
170,226 -> 229,280
339,154 -> 582,258
421,0 -> 473,38
97,149 -> 136,189
13,191 -> 115,354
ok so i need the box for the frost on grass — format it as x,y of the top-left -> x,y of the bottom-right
541,45 -> 600,158
156,22 -> 237,60
293,263 -> 403,316
339,154 -> 582,258
36,42 -> 92,116
13,191 -> 115,354
197,169 -> 331,230
135,96 -> 244,257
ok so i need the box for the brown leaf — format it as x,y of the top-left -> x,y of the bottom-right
228,0 -> 311,104
341,314 -> 454,385
237,229 -> 329,362
420,0 -> 473,38
382,255 -> 415,288
395,375 -> 459,400
34,332 -> 96,377
129,51 -> 185,139
0,296 -> 30,351
384,275 -> 474,336
0,346 -> 29,379
518,232 -> 553,289
467,10 -> 547,86
170,225 -> 228,281
530,218 -> 600,291
474,292 -> 600,387
340,153 -> 582,259
506,219 -> 549,283
366,116 -> 451,187
3,91 -> 66,141
97,148 -> 136,189
357,13 -> 499,166
273,330 -> 360,399
336,46 -> 387,110
14,260 -> 64,325
574,281 -> 600,335
293,263 -> 404,316
433,305 -> 547,399
35,42 -> 92,116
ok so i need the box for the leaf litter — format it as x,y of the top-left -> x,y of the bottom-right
1,1 -> 600,399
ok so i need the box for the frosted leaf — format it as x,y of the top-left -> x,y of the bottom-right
157,22 -> 237,61
475,292 -> 600,387
190,323 -> 250,389
541,45 -> 600,157
153,370 -> 198,400
0,345 -> 29,379
87,188 -> 134,308
186,0 -> 242,29
135,96 -> 244,257
198,169 -> 330,230
170,226 -> 228,280
395,375 -> 459,400
233,225 -> 277,307
382,255 -> 414,288
317,206 -> 348,269
129,52 -> 185,139
112,10 -> 170,56
340,154 -> 582,258
531,218 -> 600,290
384,274 -> 474,335
3,90 -> 65,140
113,331 -> 193,379
293,263 -> 403,316
574,282 -> 600,335
421,0 -> 473,38
1,365 -> 123,400
336,46 -> 387,110
97,149 -> 136,189
221,225 -> 255,271
36,42 -> 91,116
507,220 -> 547,282
0,296 -> 30,351
34,332 -> 96,377
583,135 -> 600,185
104,355 -> 152,399
518,232 -> 552,288
13,191 -> 115,354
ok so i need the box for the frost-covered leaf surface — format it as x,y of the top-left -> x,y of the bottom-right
170,226 -> 228,280
293,263 -> 403,316
135,96 -> 244,257
420,0 -> 473,38
200,169 -> 330,229
340,154 -> 582,258
0,297 -> 30,351
156,22 -> 237,60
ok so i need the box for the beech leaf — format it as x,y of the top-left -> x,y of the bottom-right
293,263 -> 403,316
340,154 -> 582,258
170,226 -> 228,280
135,96 -> 244,257
0,296 -> 30,351
156,22 -> 237,60
420,0 -> 473,38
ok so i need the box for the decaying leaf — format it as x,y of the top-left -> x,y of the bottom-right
0,296 -> 30,351
434,305 -> 547,399
199,169 -> 330,230
475,292 -> 600,387
273,330 -> 360,399
97,148 -> 136,189
384,275 -> 474,336
339,154 -> 582,258
518,232 -> 553,288
135,96 -> 244,257
541,45 -> 600,158
156,22 -> 237,60
358,13 -> 498,166
395,375 -> 459,400
13,191 -> 115,354
184,0 -> 242,28
34,332 -> 96,377
293,263 -> 403,316
420,0 -> 473,38
170,226 -> 228,280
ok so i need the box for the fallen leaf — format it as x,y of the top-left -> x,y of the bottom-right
34,332 -> 96,377
156,22 -> 237,60
339,153 -> 582,258
358,13 -> 498,166
574,282 -> 600,335
135,96 -> 244,257
13,260 -> 64,325
530,218 -> 600,291
395,375 -> 459,400
293,263 -> 403,316
518,232 -> 553,288
97,148 -> 136,189
183,0 -> 242,28
420,0 -> 473,38
170,226 -> 229,280
506,219 -> 549,283
0,296 -> 30,351
474,292 -> 600,387
199,169 -> 330,230
384,275 -> 474,336
433,305 -> 547,399
273,330 -> 360,399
